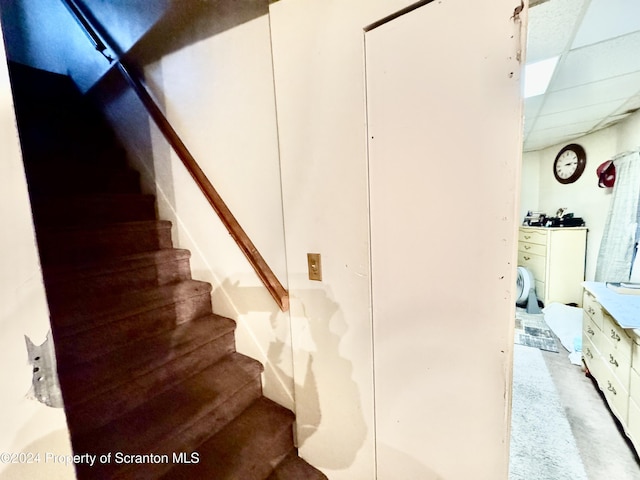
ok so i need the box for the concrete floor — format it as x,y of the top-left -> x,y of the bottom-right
541,341 -> 640,480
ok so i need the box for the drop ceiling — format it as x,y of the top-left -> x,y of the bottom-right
523,0 -> 640,152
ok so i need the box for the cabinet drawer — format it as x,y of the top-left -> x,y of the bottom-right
632,336 -> 640,368
517,251 -> 546,283
583,331 -> 628,413
600,365 -> 629,424
600,343 -> 631,391
583,314 -> 607,358
628,399 -> 640,454
602,313 -> 633,361
583,291 -> 605,331
583,335 -> 599,373
519,229 -> 547,246
631,367 -> 640,405
518,241 -> 546,256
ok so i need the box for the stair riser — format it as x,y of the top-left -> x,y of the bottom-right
54,293 -> 214,363
27,168 -> 141,195
45,258 -> 193,298
59,331 -> 236,406
267,451 -> 328,480
65,334 -> 238,435
37,224 -> 173,265
22,140 -> 127,168
163,413 -> 295,480
49,279 -> 211,330
32,196 -> 156,227
77,377 -> 264,480
232,426 -> 294,480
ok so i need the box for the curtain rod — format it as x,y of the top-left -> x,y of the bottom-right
612,148 -> 640,161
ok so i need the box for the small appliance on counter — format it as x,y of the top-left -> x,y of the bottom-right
522,211 -> 546,226
544,208 -> 585,227
522,208 -> 585,227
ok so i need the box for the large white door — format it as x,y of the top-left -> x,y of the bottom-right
366,1 -> 525,478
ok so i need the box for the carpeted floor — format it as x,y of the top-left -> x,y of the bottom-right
509,344 -> 588,480
512,303 -> 640,479
540,343 -> 640,480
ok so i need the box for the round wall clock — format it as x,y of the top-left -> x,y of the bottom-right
553,144 -> 586,184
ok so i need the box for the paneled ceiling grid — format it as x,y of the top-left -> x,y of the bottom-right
524,0 -> 640,151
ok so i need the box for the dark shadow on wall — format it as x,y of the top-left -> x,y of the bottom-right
219,280 -> 368,470
293,287 -> 368,470
127,0 -> 271,67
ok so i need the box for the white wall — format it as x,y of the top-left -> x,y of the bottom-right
521,108 -> 640,281
366,2 -> 523,478
519,149 -> 541,222
94,1 -> 524,478
0,29 -> 74,480
270,1 -> 524,478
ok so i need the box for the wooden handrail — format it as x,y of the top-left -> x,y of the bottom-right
60,0 -> 113,63
117,63 -> 290,312
60,0 -> 289,311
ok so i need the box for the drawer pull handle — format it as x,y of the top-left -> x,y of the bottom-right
607,381 -> 617,395
524,245 -> 531,250
610,330 -> 621,342
587,306 -> 596,315
523,256 -> 531,261
585,349 -> 593,359
587,326 -> 595,336
524,235 -> 531,239
609,354 -> 619,367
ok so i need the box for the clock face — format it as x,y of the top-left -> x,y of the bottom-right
553,144 -> 586,184
555,150 -> 578,179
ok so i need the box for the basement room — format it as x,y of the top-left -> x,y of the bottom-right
510,1 -> 640,479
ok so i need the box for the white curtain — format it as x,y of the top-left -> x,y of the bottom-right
595,151 -> 640,282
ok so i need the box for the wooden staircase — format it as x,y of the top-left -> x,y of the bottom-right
10,63 -> 326,480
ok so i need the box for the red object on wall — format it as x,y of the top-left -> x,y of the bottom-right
597,160 -> 616,188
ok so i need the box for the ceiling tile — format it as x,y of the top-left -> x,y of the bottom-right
552,30 -> 640,90
526,0 -> 587,63
542,71 -> 640,114
534,102 -> 610,130
609,94 -> 640,116
524,95 -> 545,133
572,0 -> 640,49
525,130 -> 584,151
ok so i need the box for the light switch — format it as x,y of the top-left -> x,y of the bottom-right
307,253 -> 322,281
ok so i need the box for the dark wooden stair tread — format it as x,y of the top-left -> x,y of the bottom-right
63,329 -> 239,437
36,219 -> 174,265
31,193 -> 157,226
37,218 -> 172,236
267,451 -> 328,480
26,163 -> 141,195
72,353 -> 264,479
50,278 -> 212,332
43,248 -> 193,295
162,396 -> 296,480
58,313 -> 236,393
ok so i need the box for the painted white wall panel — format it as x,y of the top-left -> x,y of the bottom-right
366,1 -> 524,478
271,0 -> 525,478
